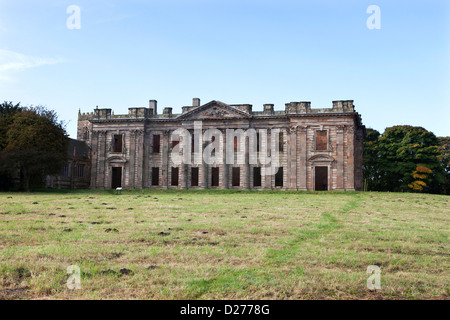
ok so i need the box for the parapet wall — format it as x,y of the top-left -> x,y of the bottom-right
78,99 -> 356,120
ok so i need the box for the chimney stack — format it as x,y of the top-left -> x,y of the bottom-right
163,107 -> 173,118
263,104 -> 274,115
149,100 -> 157,115
193,98 -> 200,107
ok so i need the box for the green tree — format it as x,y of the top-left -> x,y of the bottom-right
0,102 -> 22,189
363,128 -> 381,191
1,105 -> 69,191
437,137 -> 450,194
377,126 -> 444,193
0,101 -> 22,151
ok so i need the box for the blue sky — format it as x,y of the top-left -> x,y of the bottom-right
0,0 -> 449,138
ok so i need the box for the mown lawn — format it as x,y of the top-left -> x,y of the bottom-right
0,190 -> 448,300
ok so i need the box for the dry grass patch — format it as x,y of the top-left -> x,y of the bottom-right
0,190 -> 448,300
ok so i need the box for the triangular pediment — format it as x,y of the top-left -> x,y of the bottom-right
177,101 -> 252,120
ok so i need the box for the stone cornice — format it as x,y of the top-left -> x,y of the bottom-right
89,112 -> 362,124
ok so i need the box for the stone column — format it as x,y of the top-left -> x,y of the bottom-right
105,132 -> 113,189
297,126 -> 307,190
243,134 -> 250,190
179,134 -> 188,189
183,164 -> 189,189
221,129 -> 228,189
201,132 -> 208,189
90,130 -> 99,188
161,130 -> 170,189
336,126 -> 345,190
346,125 -> 355,191
97,131 -> 107,189
288,126 -> 297,190
135,130 -> 144,189
143,132 -> 149,188
129,131 -> 136,188
149,132 -> 155,188
265,129 -> 273,190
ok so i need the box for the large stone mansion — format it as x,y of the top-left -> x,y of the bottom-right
77,98 -> 365,191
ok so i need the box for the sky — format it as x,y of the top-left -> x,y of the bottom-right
0,0 -> 449,138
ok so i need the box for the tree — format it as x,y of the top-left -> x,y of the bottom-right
1,105 -> 69,191
437,137 -> 450,194
363,128 -> 381,191
0,102 -> 22,190
377,126 -> 445,193
0,101 -> 22,151
408,165 -> 433,192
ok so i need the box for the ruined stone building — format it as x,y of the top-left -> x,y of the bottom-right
77,98 -> 365,191
45,138 -> 91,189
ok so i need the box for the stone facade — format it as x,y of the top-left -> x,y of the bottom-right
78,99 -> 365,191
45,139 -> 91,189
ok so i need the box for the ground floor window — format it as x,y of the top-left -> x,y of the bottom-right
275,167 -> 283,187
76,164 -> 85,177
171,167 -> 179,186
211,167 -> 219,187
232,167 -> 240,187
191,167 -> 199,187
253,167 -> 261,187
61,164 -> 69,177
152,167 -> 159,186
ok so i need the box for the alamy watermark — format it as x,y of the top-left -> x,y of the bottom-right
169,121 -> 281,175
367,5 -> 381,30
66,265 -> 81,290
366,265 -> 381,290
66,5 -> 81,30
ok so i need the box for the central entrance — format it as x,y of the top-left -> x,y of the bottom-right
111,167 -> 122,189
315,166 -> 328,191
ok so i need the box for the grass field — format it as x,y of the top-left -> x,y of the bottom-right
0,190 -> 448,300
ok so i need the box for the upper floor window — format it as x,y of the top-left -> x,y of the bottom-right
114,135 -> 123,152
153,134 -> 160,153
256,132 -> 260,152
83,129 -> 89,141
279,131 -> 284,152
191,133 -> 196,153
211,136 -> 216,156
316,130 -> 328,151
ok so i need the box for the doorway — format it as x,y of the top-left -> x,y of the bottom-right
315,166 -> 328,191
111,167 -> 122,189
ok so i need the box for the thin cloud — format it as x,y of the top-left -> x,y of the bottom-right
0,49 -> 64,74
